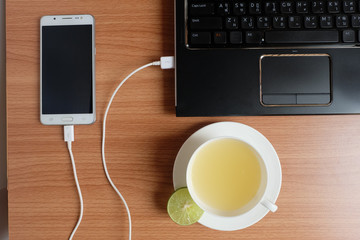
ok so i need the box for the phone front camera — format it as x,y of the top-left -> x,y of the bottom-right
53,17 -> 56,20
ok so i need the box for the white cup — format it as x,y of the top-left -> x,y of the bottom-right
186,137 -> 278,217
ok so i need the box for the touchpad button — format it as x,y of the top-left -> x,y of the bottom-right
260,54 -> 331,106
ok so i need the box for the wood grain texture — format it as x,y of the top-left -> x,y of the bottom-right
6,0 -> 360,239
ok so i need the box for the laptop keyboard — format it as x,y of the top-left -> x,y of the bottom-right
187,0 -> 360,48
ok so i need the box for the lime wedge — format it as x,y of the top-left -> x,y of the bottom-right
167,187 -> 204,226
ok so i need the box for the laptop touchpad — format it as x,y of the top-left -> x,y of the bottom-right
260,54 -> 331,106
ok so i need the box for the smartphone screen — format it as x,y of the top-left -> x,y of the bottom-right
42,25 -> 93,115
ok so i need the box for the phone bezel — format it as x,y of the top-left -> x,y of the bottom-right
40,14 -> 96,125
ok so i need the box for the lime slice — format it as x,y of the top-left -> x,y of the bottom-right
167,187 -> 204,226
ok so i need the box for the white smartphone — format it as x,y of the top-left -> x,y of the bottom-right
40,14 -> 95,125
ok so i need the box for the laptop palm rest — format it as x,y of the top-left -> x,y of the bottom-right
260,54 -> 331,106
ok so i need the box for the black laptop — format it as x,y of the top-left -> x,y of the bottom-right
175,0 -> 360,116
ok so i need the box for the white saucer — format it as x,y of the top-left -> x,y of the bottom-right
172,122 -> 282,231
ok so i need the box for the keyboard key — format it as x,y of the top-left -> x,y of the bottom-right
190,17 -> 223,30
312,1 -> 325,13
241,16 -> 255,29
245,31 -> 264,44
304,16 -> 318,28
296,1 -> 309,13
226,17 -> 239,29
280,1 -> 294,13
320,16 -> 334,28
265,31 -> 339,43
230,31 -> 243,44
187,0 -> 358,47
289,16 -> 302,28
217,2 -> 230,15
257,16 -> 270,29
190,3 -> 215,15
343,0 -> 356,13
351,14 -> 360,27
273,16 -> 286,28
328,0 -> 340,13
343,29 -> 355,42
190,32 -> 211,44
336,15 -> 349,27
233,2 -> 246,15
249,2 -> 262,14
214,32 -> 227,44
265,2 -> 279,14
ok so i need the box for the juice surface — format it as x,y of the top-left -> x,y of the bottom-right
191,138 -> 262,212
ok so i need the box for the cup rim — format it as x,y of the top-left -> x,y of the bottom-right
186,136 -> 269,218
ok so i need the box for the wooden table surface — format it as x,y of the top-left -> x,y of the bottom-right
6,1 -> 360,239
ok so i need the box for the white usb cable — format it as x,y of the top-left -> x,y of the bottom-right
102,56 -> 175,240
64,125 -> 84,240
63,57 -> 174,240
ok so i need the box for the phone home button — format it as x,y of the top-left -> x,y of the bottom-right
62,117 -> 73,122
